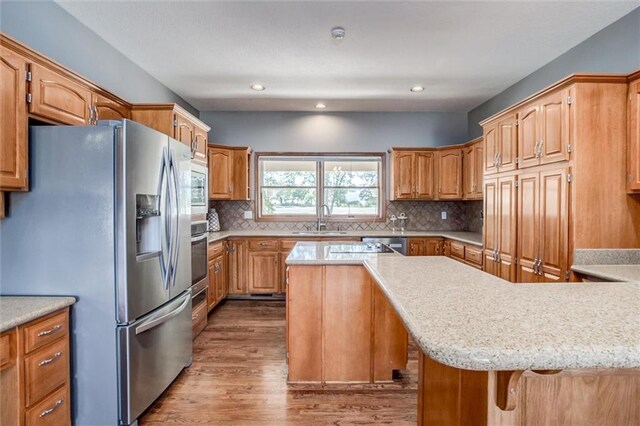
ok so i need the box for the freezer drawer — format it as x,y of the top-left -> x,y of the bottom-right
117,291 -> 192,425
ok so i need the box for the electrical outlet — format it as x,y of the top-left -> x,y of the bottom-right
243,211 -> 253,219
441,211 -> 447,220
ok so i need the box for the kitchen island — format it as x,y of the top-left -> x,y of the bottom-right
286,242 -> 640,425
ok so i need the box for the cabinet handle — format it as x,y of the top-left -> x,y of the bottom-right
88,105 -> 94,124
94,105 -> 99,123
493,152 -> 499,168
39,399 -> 64,418
533,258 -> 539,274
38,351 -> 62,367
37,324 -> 62,336
538,140 -> 544,157
536,259 -> 543,276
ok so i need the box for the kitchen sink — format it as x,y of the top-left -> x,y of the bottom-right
292,231 -> 348,235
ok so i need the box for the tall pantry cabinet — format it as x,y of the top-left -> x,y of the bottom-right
481,74 -> 640,283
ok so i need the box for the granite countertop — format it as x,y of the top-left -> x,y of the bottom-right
287,242 -> 640,371
208,229 -> 483,247
572,249 -> 640,282
0,296 -> 76,332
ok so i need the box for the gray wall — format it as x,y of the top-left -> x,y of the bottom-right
200,111 -> 468,152
0,0 -> 198,116
468,8 -> 640,138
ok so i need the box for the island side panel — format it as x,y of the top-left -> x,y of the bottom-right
287,266 -> 323,382
372,281 -> 409,382
323,266 -> 372,383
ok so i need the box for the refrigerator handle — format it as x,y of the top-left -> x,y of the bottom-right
134,293 -> 191,335
160,148 -> 172,290
169,148 -> 181,288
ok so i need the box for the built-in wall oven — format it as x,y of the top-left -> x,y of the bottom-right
191,162 -> 208,216
191,221 -> 209,297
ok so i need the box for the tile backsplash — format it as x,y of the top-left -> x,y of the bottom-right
210,200 -> 483,233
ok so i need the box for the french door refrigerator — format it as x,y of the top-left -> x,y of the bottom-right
0,120 -> 193,425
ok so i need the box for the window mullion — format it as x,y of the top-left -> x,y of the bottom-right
317,160 -> 324,218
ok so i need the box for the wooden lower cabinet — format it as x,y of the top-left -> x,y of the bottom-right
418,353 -> 640,426
483,174 -> 517,282
247,251 -> 279,293
629,74 -> 640,193
207,253 -> 226,311
287,265 -> 408,384
408,238 -> 443,256
0,308 -> 71,426
227,239 -> 247,294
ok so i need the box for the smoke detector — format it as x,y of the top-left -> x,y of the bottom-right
331,27 -> 346,40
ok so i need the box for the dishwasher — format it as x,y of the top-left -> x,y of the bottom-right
361,237 -> 407,255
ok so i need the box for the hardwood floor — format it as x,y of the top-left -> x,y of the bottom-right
140,301 -> 418,425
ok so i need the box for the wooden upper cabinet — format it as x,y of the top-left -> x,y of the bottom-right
193,125 -> 208,164
539,89 -> 570,165
628,76 -> 640,193
0,46 -> 28,191
174,112 -> 195,147
517,172 -> 540,283
518,103 -> 540,169
437,148 -> 462,199
232,148 -> 251,200
496,113 -> 517,173
484,124 -> 498,175
538,168 -> 568,281
29,63 -> 92,125
392,151 -> 415,199
92,93 -> 130,121
463,139 -> 483,200
247,251 -> 279,293
209,147 -> 232,199
415,151 -> 436,199
483,177 -> 498,275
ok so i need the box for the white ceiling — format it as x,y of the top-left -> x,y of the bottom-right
56,1 -> 639,113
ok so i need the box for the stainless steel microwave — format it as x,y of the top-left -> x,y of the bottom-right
191,162 -> 208,215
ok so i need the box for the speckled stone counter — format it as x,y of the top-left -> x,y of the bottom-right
207,229 -> 483,246
572,249 -> 640,282
287,243 -> 640,371
0,296 -> 76,332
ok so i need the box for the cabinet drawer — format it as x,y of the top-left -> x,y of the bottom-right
191,299 -> 207,338
24,310 -> 68,354
248,239 -> 279,251
280,239 -> 299,252
25,384 -> 70,426
0,329 -> 16,371
464,246 -> 483,266
25,338 -> 68,407
209,241 -> 225,259
450,241 -> 465,259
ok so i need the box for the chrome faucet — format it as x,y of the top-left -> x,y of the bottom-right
317,204 -> 331,231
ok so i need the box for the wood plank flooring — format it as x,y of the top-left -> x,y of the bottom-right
140,301 -> 418,425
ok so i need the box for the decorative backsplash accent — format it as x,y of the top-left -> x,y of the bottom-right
211,200 -> 483,233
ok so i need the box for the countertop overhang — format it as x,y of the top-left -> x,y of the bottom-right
0,296 -> 76,332
286,242 -> 640,372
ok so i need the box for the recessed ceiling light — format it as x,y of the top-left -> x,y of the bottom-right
315,103 -> 327,110
411,86 -> 424,92
331,27 -> 346,40
250,84 -> 265,91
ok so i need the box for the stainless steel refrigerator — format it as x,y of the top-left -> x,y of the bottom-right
0,120 -> 193,425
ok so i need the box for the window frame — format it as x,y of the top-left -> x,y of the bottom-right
255,152 -> 386,222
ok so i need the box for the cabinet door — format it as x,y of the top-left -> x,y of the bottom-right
279,253 -> 289,293
247,251 -> 279,293
29,63 -> 92,125
208,148 -> 232,199
484,124 -> 498,175
231,149 -> 250,200
174,112 -> 195,148
539,89 -> 570,165
462,145 -> 474,199
215,253 -> 226,303
93,93 -> 130,121
207,259 -> 217,311
437,148 -> 462,199
496,113 -> 517,172
193,125 -> 208,165
518,103 -> 540,169
629,79 -> 640,192
393,152 -> 415,199
0,47 -> 28,190
228,240 -> 247,294
423,238 -> 443,256
497,175 -> 517,282
539,168 -> 568,281
517,172 -> 540,283
473,143 -> 484,198
408,239 -> 424,256
483,177 -> 498,276
415,151 -> 435,199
